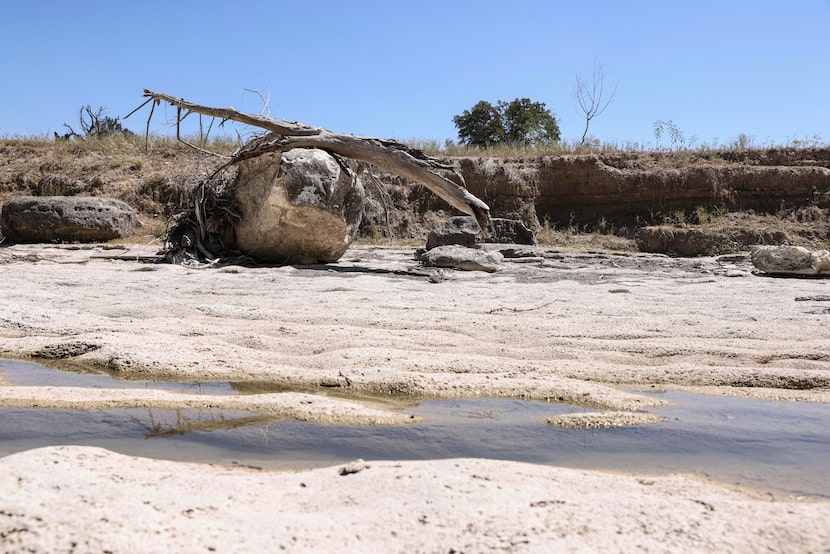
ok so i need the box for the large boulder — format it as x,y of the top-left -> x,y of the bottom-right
425,216 -> 536,251
751,245 -> 830,275
0,196 -> 140,243
232,148 -> 364,263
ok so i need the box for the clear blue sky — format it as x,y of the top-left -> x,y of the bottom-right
2,1 -> 828,148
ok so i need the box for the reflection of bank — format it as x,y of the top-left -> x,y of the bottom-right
127,407 -> 276,440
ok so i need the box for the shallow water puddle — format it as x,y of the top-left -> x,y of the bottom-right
0,359 -> 238,394
2,360 -> 829,499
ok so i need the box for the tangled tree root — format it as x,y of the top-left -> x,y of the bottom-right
159,168 -> 249,265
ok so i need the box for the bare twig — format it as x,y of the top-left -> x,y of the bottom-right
573,58 -> 618,144
243,87 -> 273,118
487,301 -> 558,314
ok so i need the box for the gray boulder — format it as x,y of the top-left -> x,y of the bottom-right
425,216 -> 536,251
420,245 -> 502,272
233,148 -> 364,263
1,196 -> 140,243
751,245 -> 830,275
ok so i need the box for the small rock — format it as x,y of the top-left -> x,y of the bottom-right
421,245 -> 502,272
339,459 -> 370,475
425,216 -> 479,250
427,268 -> 445,283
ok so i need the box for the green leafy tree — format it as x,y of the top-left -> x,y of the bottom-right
453,98 -> 559,147
499,98 -> 560,145
452,100 -> 504,147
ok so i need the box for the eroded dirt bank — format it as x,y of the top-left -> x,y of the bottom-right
3,141 -> 830,249
2,243 -> 830,551
456,149 -> 830,229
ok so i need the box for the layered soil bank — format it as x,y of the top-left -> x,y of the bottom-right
369,148 -> 830,250
456,149 -> 830,228
2,141 -> 829,249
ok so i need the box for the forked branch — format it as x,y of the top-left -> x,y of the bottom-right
140,89 -> 490,233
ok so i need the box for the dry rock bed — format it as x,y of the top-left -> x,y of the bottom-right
2,242 -> 830,552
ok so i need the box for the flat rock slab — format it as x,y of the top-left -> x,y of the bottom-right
2,243 -> 829,401
481,243 -> 546,258
1,196 -> 139,243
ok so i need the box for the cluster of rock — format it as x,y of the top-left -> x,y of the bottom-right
417,215 -> 541,273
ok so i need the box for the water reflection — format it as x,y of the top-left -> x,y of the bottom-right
2,359 -> 830,498
128,407 -> 277,439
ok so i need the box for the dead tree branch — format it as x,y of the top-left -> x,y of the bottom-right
573,58 -> 618,145
140,89 -> 490,233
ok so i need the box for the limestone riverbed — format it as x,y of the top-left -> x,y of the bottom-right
2,243 -> 830,552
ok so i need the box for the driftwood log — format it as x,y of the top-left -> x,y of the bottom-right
140,90 -> 491,236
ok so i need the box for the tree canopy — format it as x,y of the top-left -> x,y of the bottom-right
453,98 -> 560,148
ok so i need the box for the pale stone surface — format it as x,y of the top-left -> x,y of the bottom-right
751,244 -> 830,275
2,243 -> 830,551
0,195 -> 139,243
233,148 -> 364,263
1,243 -> 829,402
1,446 -> 829,553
